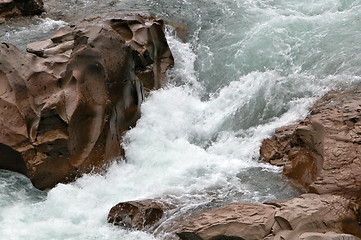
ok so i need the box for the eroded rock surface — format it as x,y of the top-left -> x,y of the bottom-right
175,194 -> 361,240
0,0 -> 43,21
176,202 -> 276,240
260,90 -> 361,198
108,198 -> 174,231
0,14 -> 173,189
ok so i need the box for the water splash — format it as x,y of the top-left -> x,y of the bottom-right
1,0 -> 361,239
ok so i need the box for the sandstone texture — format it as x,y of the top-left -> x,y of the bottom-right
175,194 -> 361,240
108,198 -> 174,231
0,14 -> 173,189
0,0 -> 43,21
260,89 -> 361,198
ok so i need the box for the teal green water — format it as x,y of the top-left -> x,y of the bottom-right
1,0 -> 361,239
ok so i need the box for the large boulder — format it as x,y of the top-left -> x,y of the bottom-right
0,14 -> 173,189
107,198 -> 174,231
175,194 -> 361,240
260,89 -> 361,198
0,0 -> 43,21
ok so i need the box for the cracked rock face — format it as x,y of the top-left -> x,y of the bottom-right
260,89 -> 361,198
0,14 -> 173,189
175,194 -> 361,240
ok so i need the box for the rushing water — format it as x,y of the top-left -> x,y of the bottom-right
1,0 -> 361,239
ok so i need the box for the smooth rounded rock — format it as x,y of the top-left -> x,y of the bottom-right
108,199 -> 173,231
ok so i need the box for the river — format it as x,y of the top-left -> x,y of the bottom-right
1,0 -> 361,239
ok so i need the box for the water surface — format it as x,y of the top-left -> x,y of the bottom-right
1,0 -> 361,239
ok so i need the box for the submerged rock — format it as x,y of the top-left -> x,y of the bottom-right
175,194 -> 361,240
0,14 -> 173,189
0,0 -> 43,21
260,89 -> 361,198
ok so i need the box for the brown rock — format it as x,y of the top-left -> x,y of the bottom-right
268,194 -> 361,239
0,0 -> 43,20
176,203 -> 277,240
260,90 -> 361,198
168,22 -> 189,42
0,14 -> 173,189
13,0 -> 43,15
298,232 -> 360,240
107,198 -> 174,231
175,194 -> 361,240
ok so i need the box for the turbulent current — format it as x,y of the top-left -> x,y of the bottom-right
1,0 -> 361,239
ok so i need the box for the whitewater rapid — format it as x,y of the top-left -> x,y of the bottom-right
1,0 -> 361,239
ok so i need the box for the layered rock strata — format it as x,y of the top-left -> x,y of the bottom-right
0,0 -> 43,22
0,14 -> 173,189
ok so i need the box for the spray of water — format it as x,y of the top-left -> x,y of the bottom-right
1,0 -> 361,239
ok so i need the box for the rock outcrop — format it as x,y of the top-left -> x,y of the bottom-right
0,14 -> 173,189
175,194 -> 361,240
260,89 -> 361,198
0,0 -> 43,22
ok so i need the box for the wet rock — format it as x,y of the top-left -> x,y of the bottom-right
268,194 -> 361,239
298,232 -> 360,240
168,22 -> 189,42
175,194 -> 361,240
260,89 -> 361,198
0,0 -> 43,21
0,14 -> 173,189
176,202 -> 277,240
108,199 -> 174,231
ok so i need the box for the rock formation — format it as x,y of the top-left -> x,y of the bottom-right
176,194 -> 361,240
107,198 -> 174,231
260,89 -> 361,198
0,14 -> 173,189
108,89 -> 361,239
0,0 -> 43,22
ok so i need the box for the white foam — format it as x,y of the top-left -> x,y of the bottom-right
1,0 -> 361,239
